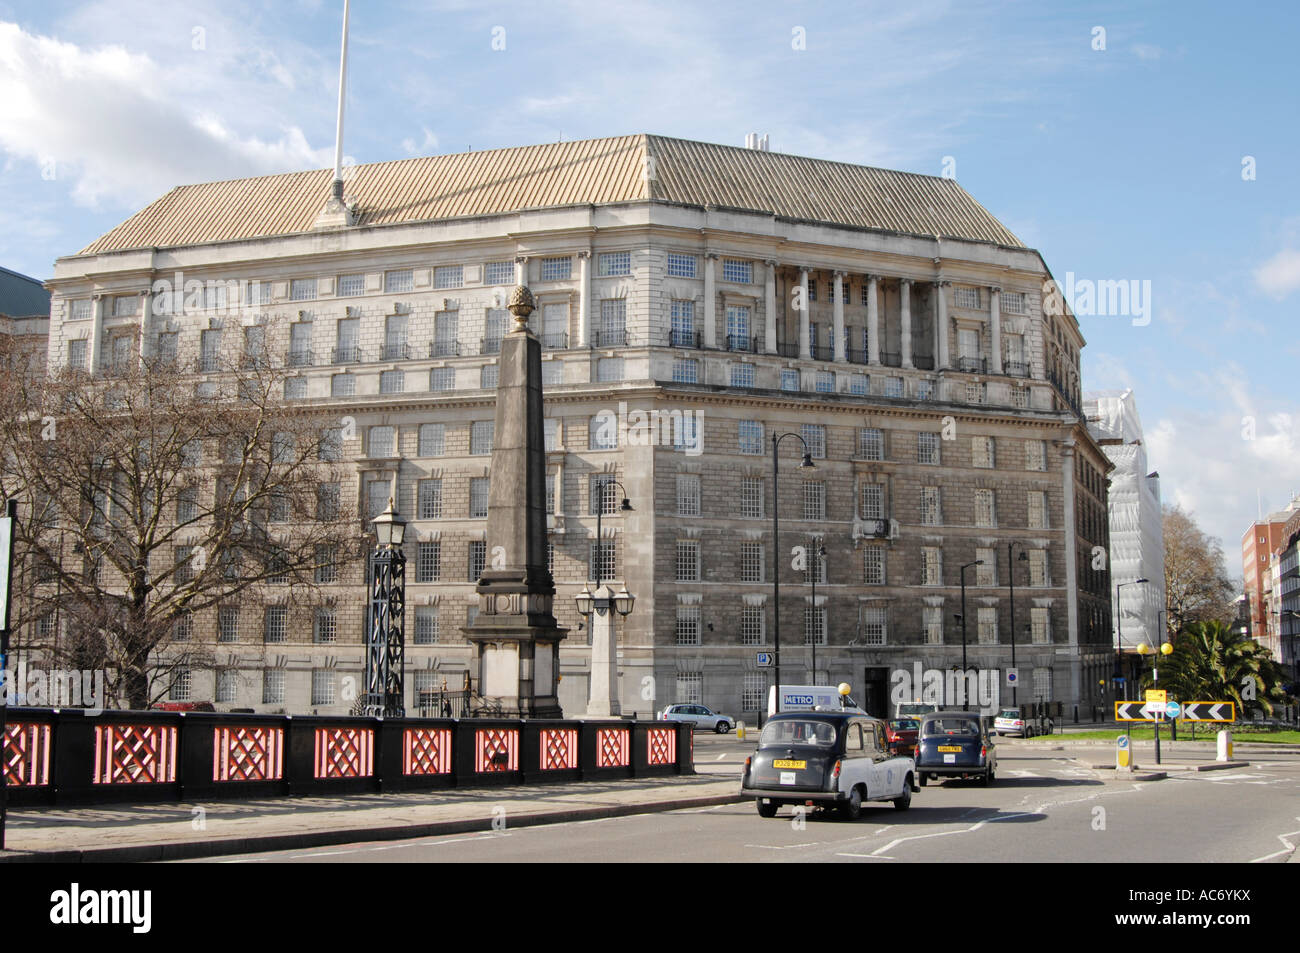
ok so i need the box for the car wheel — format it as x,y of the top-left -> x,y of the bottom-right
756,798 -> 778,818
894,777 -> 913,811
838,786 -> 863,821
716,721 -> 730,734
918,773 -> 928,787
981,766 -> 994,787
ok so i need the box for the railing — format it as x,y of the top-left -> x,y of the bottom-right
880,351 -> 901,367
913,354 -> 935,371
667,329 -> 702,349
480,338 -> 503,355
0,707 -> 694,806
286,349 -> 315,368
845,347 -> 869,365
956,355 -> 987,374
430,340 -> 461,357
724,333 -> 761,353
1005,360 -> 1030,378
809,344 -> 834,362
381,343 -> 413,361
541,331 -> 569,349
592,329 -> 628,347
775,341 -> 800,359
332,346 -> 362,364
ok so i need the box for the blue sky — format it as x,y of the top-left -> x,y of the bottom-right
1,0 -> 1297,560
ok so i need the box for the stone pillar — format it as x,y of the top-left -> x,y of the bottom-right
832,271 -> 846,362
866,275 -> 880,365
89,294 -> 105,373
463,285 -> 567,718
586,586 -> 620,717
553,459 -> 565,518
798,268 -> 811,359
764,260 -> 778,354
577,251 -> 591,347
1061,436 -> 1079,649
704,253 -> 718,348
990,286 -> 1003,375
515,256 -> 530,287
137,290 -> 152,360
935,280 -> 949,370
900,278 -> 913,369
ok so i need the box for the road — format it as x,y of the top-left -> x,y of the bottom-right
192,737 -> 1300,864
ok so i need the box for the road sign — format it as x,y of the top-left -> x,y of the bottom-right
755,652 -> 773,668
1116,701 -> 1159,721
1179,701 -> 1235,722
1116,734 -> 1130,749
1145,689 -> 1167,704
1165,701 -> 1182,718
1006,667 -> 1018,686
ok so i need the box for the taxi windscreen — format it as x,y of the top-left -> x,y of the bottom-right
922,718 -> 981,737
759,720 -> 838,747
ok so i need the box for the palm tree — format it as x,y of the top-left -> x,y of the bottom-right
1152,620 -> 1291,720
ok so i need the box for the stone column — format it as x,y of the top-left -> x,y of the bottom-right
577,251 -> 591,347
832,271 -> 846,362
586,586 -> 620,717
703,253 -> 718,348
900,278 -> 913,369
515,255 -> 530,287
553,460 -> 565,518
934,280 -> 949,370
137,290 -> 152,360
764,260 -> 778,354
798,268 -> 811,359
1060,436 -> 1079,648
89,294 -> 105,373
990,285 -> 1003,375
866,275 -> 880,365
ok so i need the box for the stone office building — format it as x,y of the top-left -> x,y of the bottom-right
41,134 -> 1112,718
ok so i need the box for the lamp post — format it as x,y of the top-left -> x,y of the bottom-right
1007,543 -> 1028,709
364,497 -> 407,717
585,478 -> 632,643
809,536 -> 825,683
577,479 -> 633,717
771,432 -> 816,714
958,560 -> 984,710
1,498 -> 17,852
1136,639 -> 1173,764
1114,577 -> 1149,704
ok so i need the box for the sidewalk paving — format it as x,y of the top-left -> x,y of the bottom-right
0,768 -> 745,864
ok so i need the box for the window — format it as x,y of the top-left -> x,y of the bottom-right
599,251 -> 631,276
284,377 -> 307,400
800,424 -> 826,459
723,259 -> 752,283
544,419 -> 559,453
430,367 -> 456,391
218,606 -> 239,643
338,273 -> 364,297
815,371 -> 835,393
469,540 -> 487,581
380,370 -> 405,394
974,488 -> 996,527
418,479 -> 443,519
977,607 -> 998,645
1012,387 -> 1029,409
588,413 -> 617,450
802,482 -> 826,521
916,379 -> 935,401
470,477 -> 490,518
965,381 -> 985,404
668,299 -> 695,348
311,670 -> 336,707
917,432 -> 940,464
419,424 -> 446,457
216,670 -> 238,704
1025,439 -> 1047,471
1031,607 -> 1051,644
483,309 -> 508,354
976,550 -> 997,587
676,541 -> 700,582
546,473 -> 556,513
740,542 -> 765,583
849,374 -> 869,396
738,421 -> 764,455
740,606 -> 765,646
803,606 -> 826,646
1001,292 -> 1026,314
730,363 -> 755,388
1032,668 -> 1051,699
589,540 -> 616,581
169,668 -> 191,702
317,483 -> 340,521
972,436 -> 995,468
1028,550 -> 1049,587
542,362 -> 563,388
596,357 -> 624,382
200,329 -> 222,371
740,478 -> 764,519
807,278 -> 817,302
290,278 -> 317,301
666,253 -> 697,278
1027,491 -> 1048,529
589,477 -> 619,516
471,421 -> 494,455
264,607 -> 287,643
922,548 -> 943,586
857,428 -> 884,461
921,487 -> 941,525
415,607 -> 439,645
863,547 -> 885,585
481,364 -> 499,389
675,608 -> 701,646
671,359 -> 699,383
433,311 -> 459,356
955,287 -> 981,309
70,299 -> 93,321
924,606 -> 943,645
67,339 -> 87,369
883,377 -> 904,398
156,332 -> 178,365
598,299 -> 626,346
540,256 -> 572,281
725,305 -> 750,350
860,483 -> 884,520
433,265 -> 463,289
366,479 -> 391,520
314,609 -> 336,643
176,488 -> 199,525
484,261 -> 514,285
676,475 -> 700,516
369,426 -> 396,458
861,607 -> 888,646
246,281 -> 272,305
262,669 -> 285,705
781,369 -> 800,392
416,542 -> 441,582
331,374 -> 355,397
314,545 -> 338,584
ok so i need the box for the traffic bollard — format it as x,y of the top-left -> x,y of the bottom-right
1217,729 -> 1232,762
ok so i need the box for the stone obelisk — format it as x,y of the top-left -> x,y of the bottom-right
463,285 -> 566,717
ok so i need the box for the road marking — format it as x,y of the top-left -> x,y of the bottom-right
836,852 -> 895,860
716,753 -> 727,761
1248,816 -> 1300,863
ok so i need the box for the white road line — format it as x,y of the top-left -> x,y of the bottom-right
716,753 -> 727,761
836,852 -> 895,860
1248,816 -> 1300,864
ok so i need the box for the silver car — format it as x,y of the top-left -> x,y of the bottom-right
658,704 -> 735,733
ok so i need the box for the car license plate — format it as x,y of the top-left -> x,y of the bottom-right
773,760 -> 806,769
943,754 -> 956,764
937,745 -> 962,752
780,772 -> 796,785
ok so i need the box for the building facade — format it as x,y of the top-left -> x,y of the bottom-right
1242,498 -> 1299,662
34,134 -> 1111,718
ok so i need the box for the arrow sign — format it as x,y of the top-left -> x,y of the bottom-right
1165,701 -> 1182,718
1115,701 -> 1157,721
1180,701 -> 1235,722
755,652 -> 773,668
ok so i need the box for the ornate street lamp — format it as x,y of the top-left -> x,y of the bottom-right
576,481 -> 633,718
771,432 -> 815,718
364,497 -> 407,717
1136,639 -> 1173,764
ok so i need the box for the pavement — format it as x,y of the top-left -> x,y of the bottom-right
0,733 -> 1291,863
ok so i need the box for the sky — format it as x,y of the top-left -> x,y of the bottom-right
1,0 -> 1297,563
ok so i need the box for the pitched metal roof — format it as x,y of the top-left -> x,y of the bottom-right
78,134 -> 1024,256
0,265 -> 50,317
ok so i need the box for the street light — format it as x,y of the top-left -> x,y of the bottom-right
1136,640 -> 1173,764
959,560 -> 984,710
1007,544 -> 1029,709
809,536 -> 826,683
575,481 -> 634,719
1114,577 -> 1150,700
364,497 -> 407,717
580,478 -> 632,643
771,431 -> 816,715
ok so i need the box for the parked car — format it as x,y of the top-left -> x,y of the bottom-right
885,718 -> 920,756
993,708 -> 1032,737
914,711 -> 997,786
741,711 -> 917,819
658,703 -> 735,733
150,701 -> 215,712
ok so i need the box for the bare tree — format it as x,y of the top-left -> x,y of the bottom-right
1163,503 -> 1237,636
0,341 -> 358,708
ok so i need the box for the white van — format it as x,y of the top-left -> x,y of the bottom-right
767,684 -> 863,716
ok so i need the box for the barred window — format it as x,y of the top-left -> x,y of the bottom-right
1025,439 -> 1047,471
883,377 -> 904,398
860,483 -> 884,519
541,256 -> 572,281
676,475 -> 700,516
430,367 -> 456,392
470,477 -> 490,518
857,428 -> 884,461
469,540 -> 487,581
802,482 -> 826,521
740,605 -> 765,645
596,357 -> 624,382
380,370 -> 405,394
730,363 -> 755,388
1031,607 -> 1051,644
169,668 -> 191,702
369,425 -> 396,458
264,606 -> 287,643
972,435 -> 995,468
1000,291 -> 1026,314
588,413 -> 618,449
312,670 -> 336,706
172,612 -> 193,642
542,361 -> 563,388
218,606 -> 239,643
740,478 -> 764,519
955,286 -> 981,309
290,278 -> 317,301
415,606 -> 440,645
1012,386 -> 1029,409
666,253 -> 697,278
863,547 -> 885,585
670,299 -> 695,346
974,488 -> 996,527
598,251 -> 631,276
916,379 -> 935,401
671,358 -> 699,383
284,377 -> 307,400
922,548 -> 942,586
262,669 -> 285,705
1028,550 -> 1050,587
314,545 -> 338,584
418,479 -> 443,519
338,273 -> 365,297
800,424 -> 826,458
965,381 -> 985,404
471,420 -> 494,455
924,606 -> 943,645
419,423 -> 446,457
385,269 -> 414,293
589,477 -> 619,515
1032,667 -> 1051,698
815,371 -> 835,394
331,373 -> 355,397
861,607 -> 888,646
803,606 -> 826,646
781,369 -> 800,392
317,482 -> 340,521
1027,491 -> 1048,529
977,607 -> 998,645
433,265 -> 463,289
676,540 -> 700,582
742,672 -> 768,710
484,261 -> 514,285
738,420 -> 764,454
676,671 -> 703,703
976,549 -> 996,587
589,540 -> 616,581
723,259 -> 752,283
740,542 -> 765,583
917,432 -> 940,464
67,338 -> 88,369
675,608 -> 701,646
216,670 -> 238,704
849,374 -> 869,396
920,487 -> 941,525
416,542 -> 441,583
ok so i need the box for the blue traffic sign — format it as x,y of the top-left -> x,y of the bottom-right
1165,701 -> 1181,717
1117,735 -> 1130,749
756,652 -> 773,668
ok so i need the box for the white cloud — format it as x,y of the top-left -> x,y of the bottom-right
1254,248 -> 1300,299
400,127 -> 439,156
1131,44 -> 1162,61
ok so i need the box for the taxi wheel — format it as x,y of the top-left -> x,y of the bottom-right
838,787 -> 864,821
919,773 -> 928,786
893,778 -> 913,811
756,799 -> 778,818
980,767 -> 994,787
